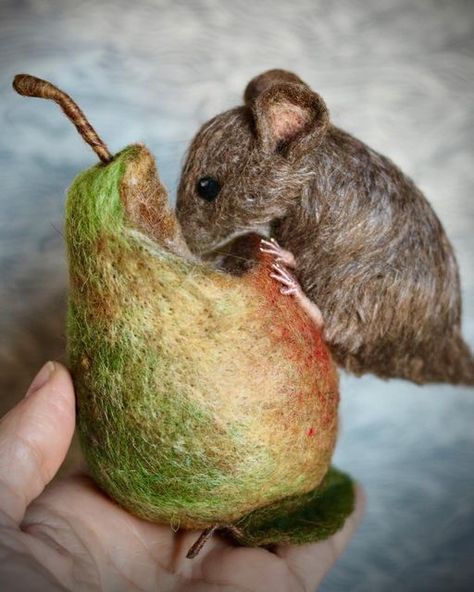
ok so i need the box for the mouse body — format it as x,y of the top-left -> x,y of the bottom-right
176,69 -> 474,385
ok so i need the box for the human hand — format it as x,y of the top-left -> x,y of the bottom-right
0,362 -> 364,591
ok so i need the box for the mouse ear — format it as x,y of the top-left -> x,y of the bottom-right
251,82 -> 329,157
243,69 -> 308,104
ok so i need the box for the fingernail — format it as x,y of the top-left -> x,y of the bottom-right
26,361 -> 55,397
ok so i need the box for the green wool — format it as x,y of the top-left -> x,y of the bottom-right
225,467 -> 355,546
66,148 -> 277,527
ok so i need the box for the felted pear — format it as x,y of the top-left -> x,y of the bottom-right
13,74 -> 354,555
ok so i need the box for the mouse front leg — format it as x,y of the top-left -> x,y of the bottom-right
260,237 -> 296,269
269,262 -> 324,330
260,238 -> 324,330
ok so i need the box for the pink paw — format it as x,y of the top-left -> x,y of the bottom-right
259,237 -> 296,269
269,262 -> 303,297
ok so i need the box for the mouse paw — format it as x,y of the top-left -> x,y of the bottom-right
260,238 -> 296,269
270,262 -> 324,329
270,262 -> 302,296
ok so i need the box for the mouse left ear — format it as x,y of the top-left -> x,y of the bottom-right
251,82 -> 329,158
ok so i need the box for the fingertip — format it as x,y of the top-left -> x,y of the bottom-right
45,361 -> 76,410
275,479 -> 366,589
348,482 -> 366,535
0,361 -> 76,522
26,361 -> 56,397
354,482 -> 367,518
329,481 -> 366,556
25,361 -> 76,429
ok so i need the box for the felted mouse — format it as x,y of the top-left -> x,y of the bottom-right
176,69 -> 474,385
13,74 -> 354,558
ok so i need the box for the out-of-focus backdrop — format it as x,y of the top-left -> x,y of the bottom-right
1,0 -> 473,589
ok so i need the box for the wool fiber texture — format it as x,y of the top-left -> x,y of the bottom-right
176,69 -> 474,386
2,1 -> 472,586
226,466 -> 354,546
66,144 -> 340,530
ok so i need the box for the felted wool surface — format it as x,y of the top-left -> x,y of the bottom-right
2,1 -> 473,588
66,144 -> 340,530
224,466 -> 354,546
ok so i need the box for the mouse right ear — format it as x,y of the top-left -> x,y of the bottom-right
251,82 -> 329,158
243,69 -> 308,104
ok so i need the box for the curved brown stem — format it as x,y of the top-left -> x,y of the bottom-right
13,74 -> 112,164
186,526 -> 217,559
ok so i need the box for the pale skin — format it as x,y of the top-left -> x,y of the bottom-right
0,362 -> 363,592
260,238 -> 325,329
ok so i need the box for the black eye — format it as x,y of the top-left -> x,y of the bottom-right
196,176 -> 220,201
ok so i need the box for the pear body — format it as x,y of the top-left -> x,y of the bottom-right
66,146 -> 339,529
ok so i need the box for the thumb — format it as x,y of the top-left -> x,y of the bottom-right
0,362 -> 75,524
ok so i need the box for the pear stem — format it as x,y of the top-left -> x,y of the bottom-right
186,526 -> 217,559
13,74 -> 113,164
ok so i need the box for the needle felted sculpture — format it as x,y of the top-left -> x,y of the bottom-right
176,69 -> 474,385
13,74 -> 354,557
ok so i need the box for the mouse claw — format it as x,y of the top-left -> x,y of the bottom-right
260,238 -> 297,269
280,286 -> 298,296
269,262 -> 325,329
269,264 -> 302,296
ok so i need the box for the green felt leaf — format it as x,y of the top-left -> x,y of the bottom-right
221,466 -> 355,547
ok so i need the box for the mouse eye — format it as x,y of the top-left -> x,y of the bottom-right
196,176 -> 220,202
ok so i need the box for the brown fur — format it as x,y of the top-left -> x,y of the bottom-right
176,69 -> 474,385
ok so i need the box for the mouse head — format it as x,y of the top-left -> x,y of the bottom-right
176,69 -> 329,255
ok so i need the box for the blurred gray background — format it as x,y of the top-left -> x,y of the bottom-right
1,0 -> 473,590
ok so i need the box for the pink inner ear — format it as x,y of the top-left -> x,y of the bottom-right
270,103 -> 310,144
